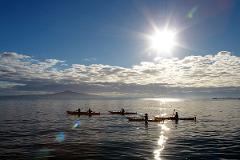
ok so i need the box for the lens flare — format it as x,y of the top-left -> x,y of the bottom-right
187,6 -> 198,19
72,120 -> 81,129
34,148 -> 54,159
55,132 -> 65,142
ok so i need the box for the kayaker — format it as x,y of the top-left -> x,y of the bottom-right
121,108 -> 125,115
88,108 -> 92,113
144,113 -> 148,124
174,112 -> 179,120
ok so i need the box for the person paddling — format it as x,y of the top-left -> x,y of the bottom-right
174,111 -> 179,121
144,113 -> 148,124
88,108 -> 92,114
121,108 -> 125,115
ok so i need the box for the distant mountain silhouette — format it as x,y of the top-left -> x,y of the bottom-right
212,97 -> 240,100
51,90 -> 91,96
0,90 -> 102,99
48,90 -> 100,99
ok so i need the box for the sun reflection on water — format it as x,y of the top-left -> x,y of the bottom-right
143,98 -> 182,103
160,113 -> 167,117
154,123 -> 170,160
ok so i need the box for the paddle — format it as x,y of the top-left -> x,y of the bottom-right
172,109 -> 175,117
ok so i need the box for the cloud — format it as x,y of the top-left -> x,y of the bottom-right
0,51 -> 239,96
0,81 -> 25,88
0,52 -> 30,59
83,57 -> 96,62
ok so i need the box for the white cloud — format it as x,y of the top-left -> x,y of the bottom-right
0,81 -> 25,88
83,57 -> 96,62
0,51 -> 240,93
0,52 -> 30,59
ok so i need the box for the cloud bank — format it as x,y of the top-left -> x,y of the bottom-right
0,51 -> 239,96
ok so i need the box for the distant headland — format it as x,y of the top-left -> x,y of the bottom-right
0,90 -> 102,99
212,97 -> 240,100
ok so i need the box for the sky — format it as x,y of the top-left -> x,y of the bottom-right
0,0 -> 240,97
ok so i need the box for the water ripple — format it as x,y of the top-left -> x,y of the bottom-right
0,99 -> 239,159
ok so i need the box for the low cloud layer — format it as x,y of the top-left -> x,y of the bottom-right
0,51 -> 239,96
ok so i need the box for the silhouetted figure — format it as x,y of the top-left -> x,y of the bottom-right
144,113 -> 148,124
121,108 -> 125,115
174,112 -> 179,122
77,108 -> 81,113
88,108 -> 92,113
194,117 -> 197,122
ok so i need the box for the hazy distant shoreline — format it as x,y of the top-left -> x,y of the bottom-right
0,91 -> 239,101
0,91 -> 143,100
212,97 -> 240,100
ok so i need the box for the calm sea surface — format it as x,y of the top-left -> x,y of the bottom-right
0,98 -> 239,160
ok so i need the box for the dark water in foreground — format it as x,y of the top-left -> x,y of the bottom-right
0,98 -> 239,160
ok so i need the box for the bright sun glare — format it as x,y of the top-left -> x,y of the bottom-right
149,29 -> 177,53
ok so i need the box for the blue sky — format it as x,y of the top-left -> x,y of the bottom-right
0,0 -> 240,66
0,0 -> 240,96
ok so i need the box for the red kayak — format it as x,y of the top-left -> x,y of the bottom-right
108,111 -> 137,115
66,111 -> 100,115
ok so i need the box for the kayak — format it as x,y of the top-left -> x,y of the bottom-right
108,111 -> 137,115
154,116 -> 196,121
66,111 -> 100,115
127,116 -> 196,122
127,117 -> 196,122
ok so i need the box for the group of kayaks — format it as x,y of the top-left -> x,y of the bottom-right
66,109 -> 196,122
66,110 -> 137,116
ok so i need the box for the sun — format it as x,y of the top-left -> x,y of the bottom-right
149,29 -> 177,53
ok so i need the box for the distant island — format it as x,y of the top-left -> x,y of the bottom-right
0,90 -> 103,100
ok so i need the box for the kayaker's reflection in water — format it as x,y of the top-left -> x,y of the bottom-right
144,113 -> 148,124
88,108 -> 92,113
121,108 -> 125,115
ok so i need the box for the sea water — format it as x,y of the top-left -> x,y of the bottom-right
0,98 -> 239,159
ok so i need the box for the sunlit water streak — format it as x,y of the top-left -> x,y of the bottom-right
142,98 -> 182,103
0,98 -> 239,159
154,123 -> 170,160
